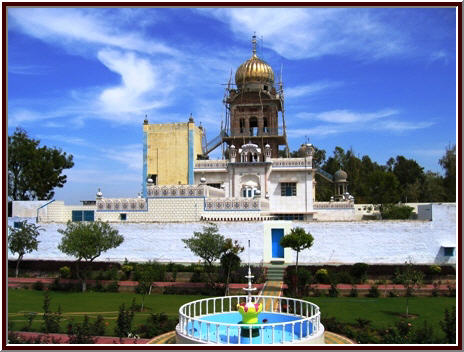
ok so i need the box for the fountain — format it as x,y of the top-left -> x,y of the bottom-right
175,240 -> 325,344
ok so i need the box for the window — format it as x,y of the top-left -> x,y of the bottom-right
83,211 -> 94,222
72,210 -> 94,222
207,183 -> 221,189
443,247 -> 455,256
72,210 -> 83,222
281,183 -> 296,196
13,221 -> 22,228
120,213 -> 127,221
149,174 -> 157,185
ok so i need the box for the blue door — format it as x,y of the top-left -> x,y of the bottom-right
271,229 -> 284,258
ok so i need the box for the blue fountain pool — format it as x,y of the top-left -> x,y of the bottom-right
185,312 -> 313,344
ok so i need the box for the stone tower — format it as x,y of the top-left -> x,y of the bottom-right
222,35 -> 288,158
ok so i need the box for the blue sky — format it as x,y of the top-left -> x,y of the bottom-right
8,7 -> 457,204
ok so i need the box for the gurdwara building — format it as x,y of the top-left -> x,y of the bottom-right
37,36 -> 353,224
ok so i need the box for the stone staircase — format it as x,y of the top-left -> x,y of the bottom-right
266,264 -> 286,282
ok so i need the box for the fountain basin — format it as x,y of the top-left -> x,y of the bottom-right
176,295 -> 325,344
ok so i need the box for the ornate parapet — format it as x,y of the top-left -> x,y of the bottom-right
194,160 -> 228,170
204,197 -> 269,211
270,158 -> 312,168
314,201 -> 354,209
96,198 -> 147,212
147,185 -> 206,198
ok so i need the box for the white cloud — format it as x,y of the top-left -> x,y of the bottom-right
36,134 -> 87,146
288,108 -> 434,137
96,49 -> 175,118
102,144 -> 142,172
285,81 -> 343,99
200,8 -> 409,60
375,120 -> 435,131
8,64 -> 51,75
296,109 -> 398,124
8,8 -> 177,56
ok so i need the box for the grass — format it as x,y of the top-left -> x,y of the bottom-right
8,289 -> 456,340
8,289 -> 207,336
307,296 -> 456,333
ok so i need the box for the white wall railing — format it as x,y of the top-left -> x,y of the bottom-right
176,295 -> 323,344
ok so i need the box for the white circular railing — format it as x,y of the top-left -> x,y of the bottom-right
176,295 -> 324,344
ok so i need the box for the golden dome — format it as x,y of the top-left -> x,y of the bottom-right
235,54 -> 275,87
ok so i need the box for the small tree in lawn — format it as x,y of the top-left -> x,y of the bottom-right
220,239 -> 244,296
280,227 -> 314,296
58,220 -> 124,292
8,221 -> 43,277
182,223 -> 226,286
397,259 -> 424,318
136,265 -> 155,312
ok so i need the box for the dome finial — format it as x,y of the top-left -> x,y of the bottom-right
252,33 -> 257,57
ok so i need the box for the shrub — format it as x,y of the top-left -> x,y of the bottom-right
93,315 -> 106,336
105,281 -> 119,293
59,266 -> 71,279
336,271 -> 353,284
327,283 -> 339,297
431,282 -> 440,297
315,269 -> 329,284
284,267 -> 312,297
429,265 -> 441,275
388,289 -> 399,297
349,286 -> 358,297
23,312 -> 37,331
42,292 -> 62,333
32,281 -> 44,291
350,263 -> 369,283
310,288 -> 322,297
447,284 -> 456,297
367,285 -> 380,298
136,313 -> 177,339
380,204 -> 414,220
67,315 -> 95,344
114,303 -> 134,338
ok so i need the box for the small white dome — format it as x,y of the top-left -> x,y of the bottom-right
230,145 -> 236,149
200,177 -> 206,183
147,178 -> 153,184
96,188 -> 103,197
265,144 -> 270,148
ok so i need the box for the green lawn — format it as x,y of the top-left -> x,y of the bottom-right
8,289 -> 456,340
307,296 -> 455,331
8,289 -> 206,336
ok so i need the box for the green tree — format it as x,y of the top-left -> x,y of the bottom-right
67,315 -> 95,344
8,221 -> 42,277
439,145 -> 456,202
182,223 -> 226,286
440,306 -> 456,344
42,292 -> 62,333
114,303 -> 134,339
280,227 -> 314,296
420,171 -> 447,202
396,259 -> 424,318
57,221 -> 124,292
8,128 -> 74,200
220,238 -> 244,295
136,266 -> 155,312
365,170 -> 400,204
393,156 -> 424,202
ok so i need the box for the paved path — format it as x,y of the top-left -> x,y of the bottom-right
260,280 -> 283,311
325,331 -> 356,344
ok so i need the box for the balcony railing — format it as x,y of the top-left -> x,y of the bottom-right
227,127 -> 284,137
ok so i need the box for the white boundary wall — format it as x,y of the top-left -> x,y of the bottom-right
8,204 -> 455,265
